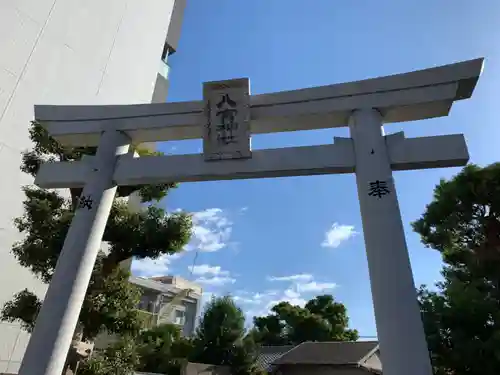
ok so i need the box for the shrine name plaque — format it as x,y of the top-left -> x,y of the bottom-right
203,78 -> 251,161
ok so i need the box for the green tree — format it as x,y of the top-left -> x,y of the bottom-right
77,337 -> 140,375
136,323 -> 194,375
191,296 -> 258,375
78,323 -> 194,375
412,163 -> 500,375
251,295 -> 358,345
0,122 -> 192,374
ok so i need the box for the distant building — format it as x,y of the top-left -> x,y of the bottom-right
94,275 -> 202,350
131,275 -> 203,337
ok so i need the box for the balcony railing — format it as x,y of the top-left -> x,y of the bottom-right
136,309 -> 156,330
137,308 -> 188,330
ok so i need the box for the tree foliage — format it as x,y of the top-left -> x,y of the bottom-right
191,296 -> 258,375
1,264 -> 141,340
136,323 -> 194,375
251,294 -> 358,345
1,122 -> 192,371
413,163 -> 500,375
80,296 -> 259,375
78,337 -> 140,375
78,324 -> 192,375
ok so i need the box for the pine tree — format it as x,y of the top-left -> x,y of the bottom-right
191,296 -> 258,375
413,163 -> 500,375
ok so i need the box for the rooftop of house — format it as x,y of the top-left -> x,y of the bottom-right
274,340 -> 379,365
151,275 -> 203,294
167,341 -> 381,375
256,341 -> 380,373
129,275 -> 202,299
255,345 -> 295,371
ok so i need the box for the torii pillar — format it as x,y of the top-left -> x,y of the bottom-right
350,108 -> 432,375
21,58 -> 484,375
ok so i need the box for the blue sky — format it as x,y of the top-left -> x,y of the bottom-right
132,0 -> 500,338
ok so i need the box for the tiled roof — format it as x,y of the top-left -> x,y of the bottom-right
182,363 -> 231,375
273,341 -> 379,365
255,345 -> 295,371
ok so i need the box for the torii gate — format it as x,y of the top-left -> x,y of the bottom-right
20,58 -> 483,375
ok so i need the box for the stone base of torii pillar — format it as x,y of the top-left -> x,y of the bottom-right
22,58 -> 483,375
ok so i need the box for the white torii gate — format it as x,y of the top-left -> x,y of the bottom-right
20,58 -> 483,375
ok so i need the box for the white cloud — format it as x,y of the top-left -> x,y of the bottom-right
283,288 -> 301,299
235,288 -> 308,321
236,274 -> 339,321
233,290 -> 278,305
185,208 -> 233,253
268,288 -> 307,308
131,207 -> 234,276
267,288 -> 307,308
234,290 -> 281,322
190,264 -> 235,286
195,276 -> 236,286
296,281 -> 337,293
131,208 -> 236,277
190,264 -> 229,277
132,253 -> 180,277
267,274 -> 313,282
321,223 -> 357,248
233,296 -> 258,305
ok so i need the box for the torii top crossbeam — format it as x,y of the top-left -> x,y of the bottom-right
34,58 -> 483,147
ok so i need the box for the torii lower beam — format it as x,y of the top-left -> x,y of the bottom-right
35,132 -> 468,188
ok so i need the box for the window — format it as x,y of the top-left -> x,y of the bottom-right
159,60 -> 170,80
161,43 -> 171,62
138,296 -> 149,311
159,43 -> 172,80
174,309 -> 185,325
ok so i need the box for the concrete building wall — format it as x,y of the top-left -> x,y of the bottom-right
142,293 -> 200,337
0,1 -> 178,373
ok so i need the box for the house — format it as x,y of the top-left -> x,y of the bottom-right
257,341 -> 382,375
135,341 -> 382,375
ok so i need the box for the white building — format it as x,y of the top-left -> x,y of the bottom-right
0,1 -> 187,373
94,275 -> 202,350
132,276 -> 202,336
